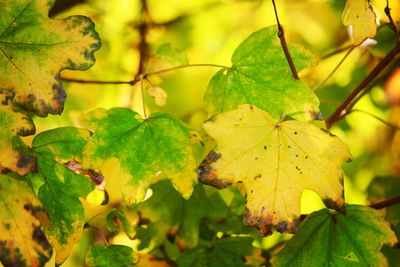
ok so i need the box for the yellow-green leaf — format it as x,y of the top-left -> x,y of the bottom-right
200,104 -> 351,235
0,0 -> 101,116
81,108 -> 197,205
342,0 -> 377,44
0,174 -> 52,267
0,90 -> 35,175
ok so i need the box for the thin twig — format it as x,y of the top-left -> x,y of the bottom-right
348,109 -> 400,130
60,77 -> 135,85
61,63 -> 229,86
385,0 -> 400,44
325,45 -> 400,128
369,194 -> 400,209
312,45 -> 357,91
271,0 -> 299,80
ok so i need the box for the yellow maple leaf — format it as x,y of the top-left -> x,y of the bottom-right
342,0 -> 377,44
200,104 -> 351,235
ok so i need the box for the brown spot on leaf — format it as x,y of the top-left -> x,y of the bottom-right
198,151 -> 230,189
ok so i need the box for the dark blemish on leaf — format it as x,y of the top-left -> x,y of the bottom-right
250,189 -> 253,193
3,223 -> 10,230
0,240 -> 26,267
32,226 -> 51,250
295,154 -> 299,157
17,153 -> 35,169
305,156 -> 308,159
261,206 -> 265,213
254,157 -> 258,160
294,131 -> 297,135
249,105 -> 254,111
254,174 -> 262,179
24,204 -> 32,211
264,146 -> 267,150
276,221 -> 288,233
9,56 -> 12,60
234,122 -> 239,126
198,151 -> 229,189
288,145 -> 291,149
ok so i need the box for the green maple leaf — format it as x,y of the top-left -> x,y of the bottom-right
0,90 -> 35,175
271,205 -> 398,266
80,108 -> 198,205
0,174 -> 52,267
204,26 -> 319,121
0,0 -> 101,116
86,244 -> 137,267
27,127 -> 94,265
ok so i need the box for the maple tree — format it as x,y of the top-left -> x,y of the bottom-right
1,0 -> 400,266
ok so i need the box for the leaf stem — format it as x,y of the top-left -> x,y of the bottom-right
369,194 -> 400,209
325,45 -> 400,128
271,0 -> 299,80
61,63 -> 229,86
312,45 -> 357,91
140,74 -> 147,119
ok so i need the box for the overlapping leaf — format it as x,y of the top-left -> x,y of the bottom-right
271,205 -> 398,266
0,90 -> 35,175
0,0 -> 101,116
204,26 -> 319,121
177,237 -> 256,267
200,104 -> 350,235
86,244 -> 137,267
27,127 -> 94,265
342,0 -> 377,44
80,108 -> 198,205
0,174 -> 52,267
136,180 -> 229,250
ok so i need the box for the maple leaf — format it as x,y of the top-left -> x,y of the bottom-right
0,0 -> 101,117
0,90 -> 35,175
27,127 -> 94,265
204,26 -> 319,121
200,104 -> 351,235
342,0 -> 377,45
80,107 -> 198,205
271,205 -> 398,266
0,174 -> 52,267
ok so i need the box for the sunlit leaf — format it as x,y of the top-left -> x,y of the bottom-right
80,108 -> 197,205
271,205 -> 398,266
0,174 -> 52,267
200,104 -> 350,235
0,0 -> 101,116
86,244 -> 137,267
204,26 -> 319,121
26,127 -> 95,265
0,90 -> 35,175
342,0 -> 377,44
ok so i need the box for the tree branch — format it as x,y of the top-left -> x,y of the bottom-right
369,194 -> 400,209
325,45 -> 400,128
271,0 -> 299,80
385,0 -> 400,44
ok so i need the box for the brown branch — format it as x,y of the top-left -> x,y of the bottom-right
61,77 -> 138,85
385,0 -> 400,44
369,194 -> 400,209
325,45 -> 400,128
271,0 -> 299,80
